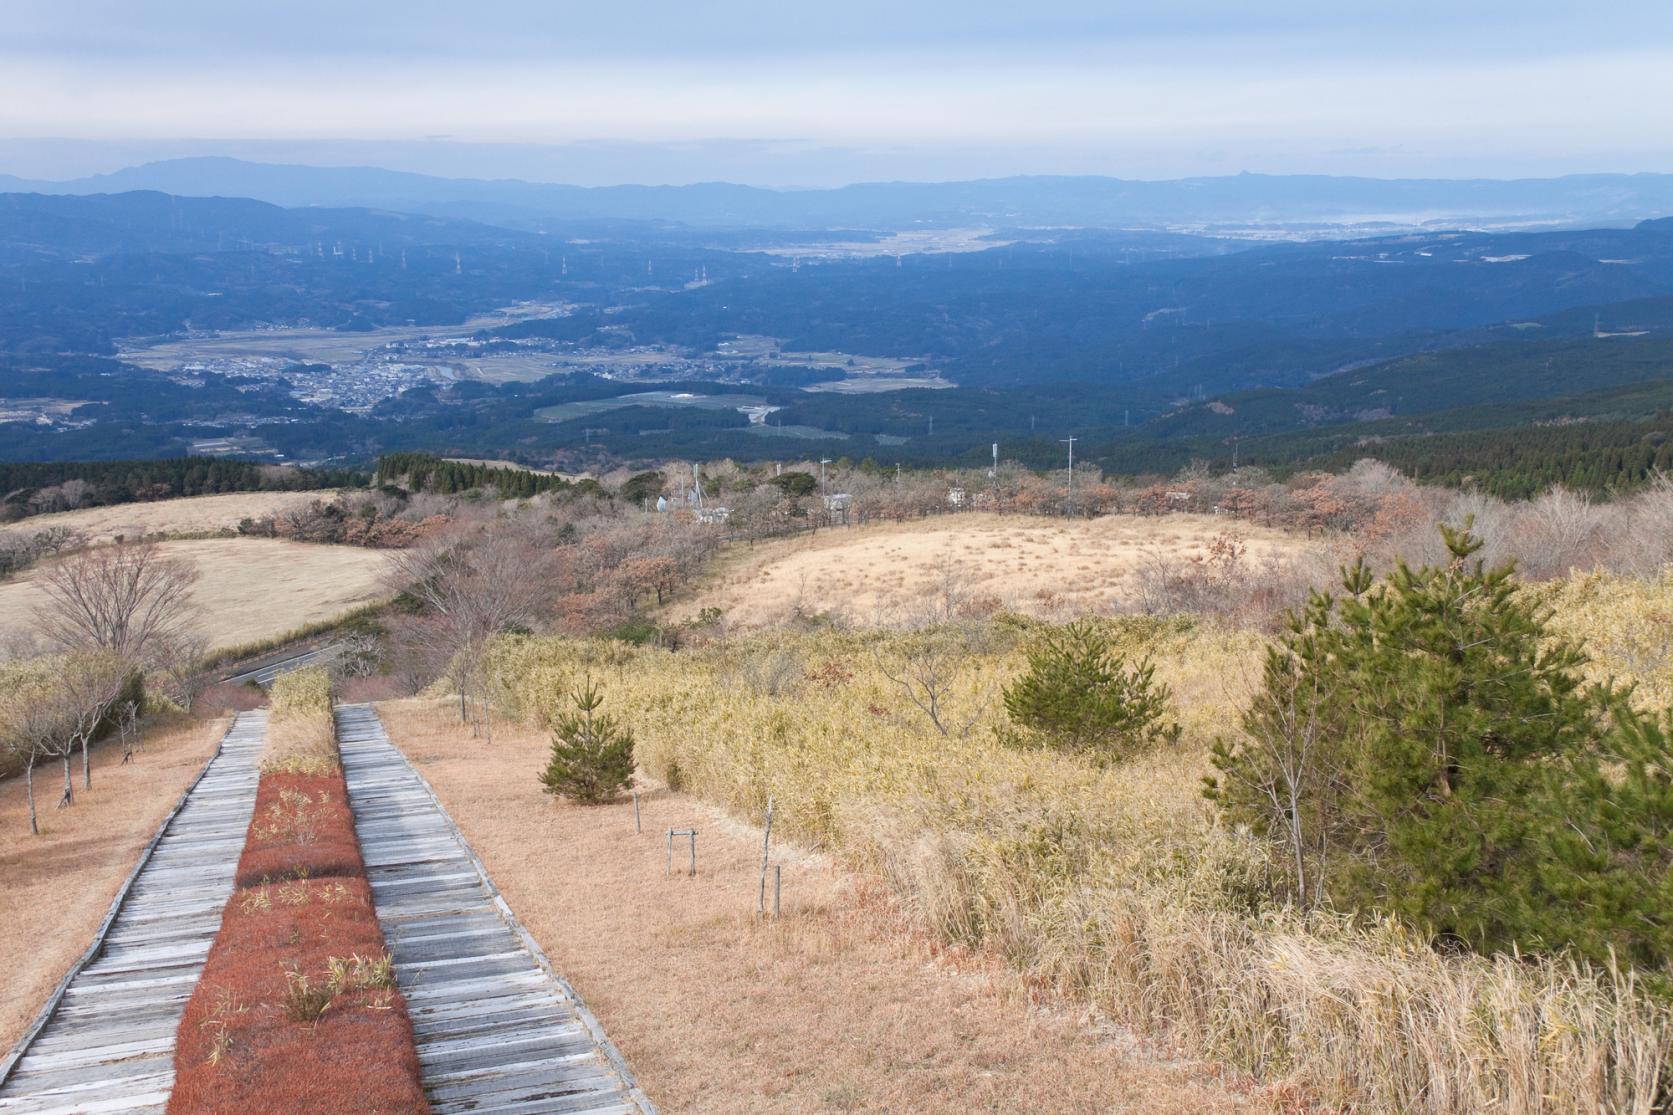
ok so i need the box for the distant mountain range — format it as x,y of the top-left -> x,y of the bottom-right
5,158 -> 1673,233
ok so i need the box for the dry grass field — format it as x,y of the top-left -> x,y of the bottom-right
0,715 -> 227,1053
378,697 -> 1276,1115
670,512 -> 1317,628
0,491 -> 334,546
0,538 -> 390,651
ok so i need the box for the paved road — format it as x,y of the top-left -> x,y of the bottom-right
0,712 -> 266,1115
337,704 -> 655,1115
220,643 -> 342,688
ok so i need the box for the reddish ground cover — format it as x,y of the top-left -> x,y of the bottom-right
232,771 -> 365,888
167,765 -> 428,1114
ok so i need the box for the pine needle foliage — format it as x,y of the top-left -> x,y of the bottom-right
1001,620 -> 1181,763
539,677 -> 635,804
1208,522 -> 1673,972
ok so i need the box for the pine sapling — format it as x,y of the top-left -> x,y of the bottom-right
539,677 -> 635,804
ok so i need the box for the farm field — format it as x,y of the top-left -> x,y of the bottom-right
670,512 -> 1319,627
0,537 -> 390,651
377,697 -> 1271,1115
0,715 -> 227,1053
0,490 -> 335,546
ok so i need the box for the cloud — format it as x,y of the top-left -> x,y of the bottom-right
3,1 -> 1672,182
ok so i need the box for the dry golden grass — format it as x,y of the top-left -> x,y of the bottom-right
669,512 -> 1313,628
474,619 -> 1672,1114
0,538 -> 390,652
0,491 -> 336,546
261,668 -> 338,773
378,696 -> 1277,1115
0,714 -> 227,1052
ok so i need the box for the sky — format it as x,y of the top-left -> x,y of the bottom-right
3,0 -> 1672,186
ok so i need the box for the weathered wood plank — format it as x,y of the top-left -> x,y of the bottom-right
336,704 -> 657,1115
0,712 -> 266,1114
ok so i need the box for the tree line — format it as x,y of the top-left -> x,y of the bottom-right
373,453 -> 576,499
1,457 -> 359,524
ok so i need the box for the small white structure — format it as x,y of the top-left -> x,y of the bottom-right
947,486 -> 966,508
696,506 -> 731,525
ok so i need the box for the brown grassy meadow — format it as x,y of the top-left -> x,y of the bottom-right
0,491 -> 336,546
0,537 -> 390,652
668,512 -> 1315,628
469,608 -> 1673,1115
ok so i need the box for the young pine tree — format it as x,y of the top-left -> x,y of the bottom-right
1208,523 -> 1622,957
1001,620 -> 1181,764
539,678 -> 635,805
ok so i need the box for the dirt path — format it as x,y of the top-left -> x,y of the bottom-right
0,712 -> 265,1114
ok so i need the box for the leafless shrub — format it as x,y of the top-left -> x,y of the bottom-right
871,624 -> 993,737
1509,487 -> 1606,579
385,522 -> 556,740
153,630 -> 213,712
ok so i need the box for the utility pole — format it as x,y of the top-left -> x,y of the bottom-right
819,457 -> 831,496
1061,435 -> 1077,512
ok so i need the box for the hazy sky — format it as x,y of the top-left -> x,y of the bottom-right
3,0 -> 1672,185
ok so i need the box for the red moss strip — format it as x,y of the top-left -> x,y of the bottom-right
234,771 -> 365,889
167,765 -> 429,1114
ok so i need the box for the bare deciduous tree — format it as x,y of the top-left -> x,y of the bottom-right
1,671 -> 59,834
152,630 -> 213,713
58,652 -> 131,797
386,524 -> 555,740
34,539 -> 200,662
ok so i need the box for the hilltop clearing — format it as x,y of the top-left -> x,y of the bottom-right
669,512 -> 1320,628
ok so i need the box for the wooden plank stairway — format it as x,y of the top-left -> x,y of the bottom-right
336,704 -> 655,1115
0,710 -> 267,1115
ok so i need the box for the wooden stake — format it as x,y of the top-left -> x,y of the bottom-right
757,796 -> 775,915
773,864 -> 782,918
632,791 -> 641,833
667,828 -> 697,877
